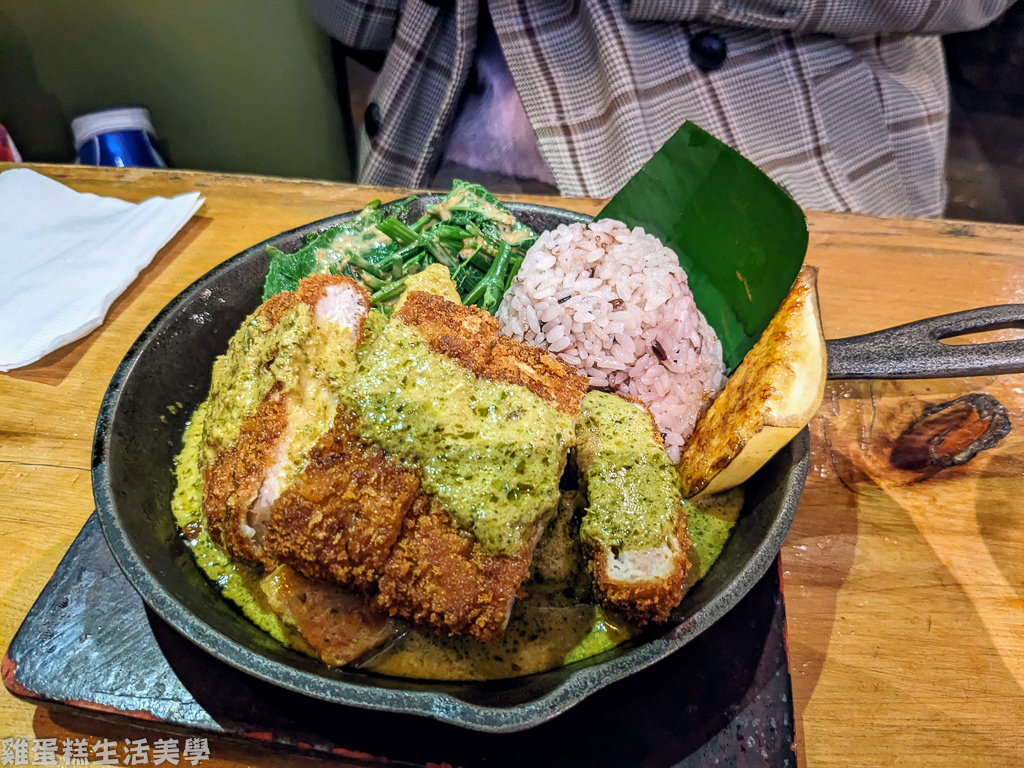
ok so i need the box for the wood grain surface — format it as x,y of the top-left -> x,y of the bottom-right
2,163 -> 1024,767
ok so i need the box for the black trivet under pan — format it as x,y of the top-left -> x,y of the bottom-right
4,516 -> 795,767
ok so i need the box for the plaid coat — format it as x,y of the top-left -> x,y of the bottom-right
309,0 -> 1014,216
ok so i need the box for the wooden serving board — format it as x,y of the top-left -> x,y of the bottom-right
2,163 -> 1024,766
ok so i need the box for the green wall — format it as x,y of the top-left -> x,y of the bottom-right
0,0 -> 352,180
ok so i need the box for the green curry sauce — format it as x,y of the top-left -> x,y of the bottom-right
202,305 -> 313,463
172,405 -> 313,654
575,391 -> 683,550
172,308 -> 743,680
343,318 -> 574,555
688,487 -> 743,578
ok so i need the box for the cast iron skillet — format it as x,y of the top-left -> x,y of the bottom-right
92,196 -> 1024,733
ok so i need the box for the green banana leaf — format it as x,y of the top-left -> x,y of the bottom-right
599,122 -> 808,371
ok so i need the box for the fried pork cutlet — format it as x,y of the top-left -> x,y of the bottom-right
262,405 -> 534,643
260,291 -> 587,642
201,274 -> 369,564
354,292 -> 585,639
203,383 -> 289,562
261,564 -> 399,666
262,407 -> 420,589
205,284 -> 588,644
375,496 -> 535,642
394,290 -> 588,414
575,391 -> 691,624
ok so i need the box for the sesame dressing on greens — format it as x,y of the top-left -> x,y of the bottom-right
263,180 -> 537,316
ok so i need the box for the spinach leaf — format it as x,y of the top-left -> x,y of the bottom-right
263,244 -> 318,301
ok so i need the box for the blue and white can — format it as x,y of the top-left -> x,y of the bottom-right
72,107 -> 166,168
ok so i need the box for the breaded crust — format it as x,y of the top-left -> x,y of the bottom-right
262,407 -> 420,589
263,404 -> 537,642
261,565 -> 397,667
203,384 -> 288,562
259,273 -> 371,338
394,291 -> 588,416
393,289 -> 496,371
296,272 -> 370,310
589,510 -> 691,625
256,287 -> 302,329
265,414 -> 533,641
375,496 -> 533,642
488,335 -> 588,415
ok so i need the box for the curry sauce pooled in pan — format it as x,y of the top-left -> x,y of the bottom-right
172,184 -> 824,681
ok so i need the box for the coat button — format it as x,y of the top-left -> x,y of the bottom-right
690,31 -> 727,72
364,102 -> 381,139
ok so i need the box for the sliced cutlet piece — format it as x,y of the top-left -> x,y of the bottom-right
261,407 -> 420,590
260,401 -> 534,641
245,276 -> 371,546
201,274 -> 369,564
375,496 -> 535,642
394,290 -> 589,413
575,391 -> 691,624
391,288 -> 497,372
201,274 -> 368,462
295,273 -> 373,386
204,383 -> 289,562
261,564 -> 399,667
343,291 -> 587,640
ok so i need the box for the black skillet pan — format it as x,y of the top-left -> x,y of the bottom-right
91,196 -> 1024,732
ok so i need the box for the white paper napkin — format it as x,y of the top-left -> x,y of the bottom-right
0,168 -> 203,370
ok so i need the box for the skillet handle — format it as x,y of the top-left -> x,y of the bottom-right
826,305 -> 1024,380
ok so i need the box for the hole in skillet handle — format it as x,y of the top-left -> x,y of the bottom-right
825,304 -> 1024,380
940,327 -> 1024,346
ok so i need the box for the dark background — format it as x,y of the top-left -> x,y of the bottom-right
944,3 -> 1024,224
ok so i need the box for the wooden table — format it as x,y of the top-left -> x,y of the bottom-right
2,164 -> 1024,767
